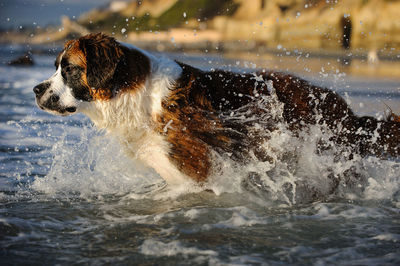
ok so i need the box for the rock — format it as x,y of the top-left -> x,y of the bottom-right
8,52 -> 34,66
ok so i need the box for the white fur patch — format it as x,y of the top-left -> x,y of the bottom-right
49,67 -> 78,107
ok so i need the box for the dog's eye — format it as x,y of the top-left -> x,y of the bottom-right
64,65 -> 73,73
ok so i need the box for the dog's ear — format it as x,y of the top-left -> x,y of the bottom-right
79,33 -> 123,89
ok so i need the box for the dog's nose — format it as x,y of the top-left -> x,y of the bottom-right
33,82 -> 50,96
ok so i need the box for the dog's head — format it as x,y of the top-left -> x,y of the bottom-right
33,33 -> 150,116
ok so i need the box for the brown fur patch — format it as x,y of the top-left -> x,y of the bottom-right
76,33 -> 150,98
63,40 -> 86,68
157,63 -> 272,182
56,33 -> 151,102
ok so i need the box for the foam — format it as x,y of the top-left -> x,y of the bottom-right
372,233 -> 400,242
202,206 -> 267,229
140,239 -> 218,257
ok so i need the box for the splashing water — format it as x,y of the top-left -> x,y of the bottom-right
26,83 -> 400,205
31,126 -> 165,197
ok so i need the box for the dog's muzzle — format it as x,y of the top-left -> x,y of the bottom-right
33,82 -> 77,114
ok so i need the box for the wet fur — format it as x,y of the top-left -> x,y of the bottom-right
158,63 -> 400,182
34,33 -> 400,185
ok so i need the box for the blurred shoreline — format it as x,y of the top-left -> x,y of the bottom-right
1,0 -> 400,79
2,1 -> 400,52
2,40 -> 400,81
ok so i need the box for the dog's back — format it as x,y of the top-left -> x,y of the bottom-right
157,62 -> 400,182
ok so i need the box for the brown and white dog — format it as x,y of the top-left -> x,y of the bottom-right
34,33 -> 400,186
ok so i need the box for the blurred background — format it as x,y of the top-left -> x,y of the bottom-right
2,0 -> 400,112
1,0 -> 400,76
1,0 -> 400,51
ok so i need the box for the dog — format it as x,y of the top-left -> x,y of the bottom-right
33,33 -> 400,186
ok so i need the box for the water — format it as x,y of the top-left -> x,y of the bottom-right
1,45 -> 400,265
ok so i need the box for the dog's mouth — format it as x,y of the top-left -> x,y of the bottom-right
37,102 -> 77,115
65,106 -> 77,113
